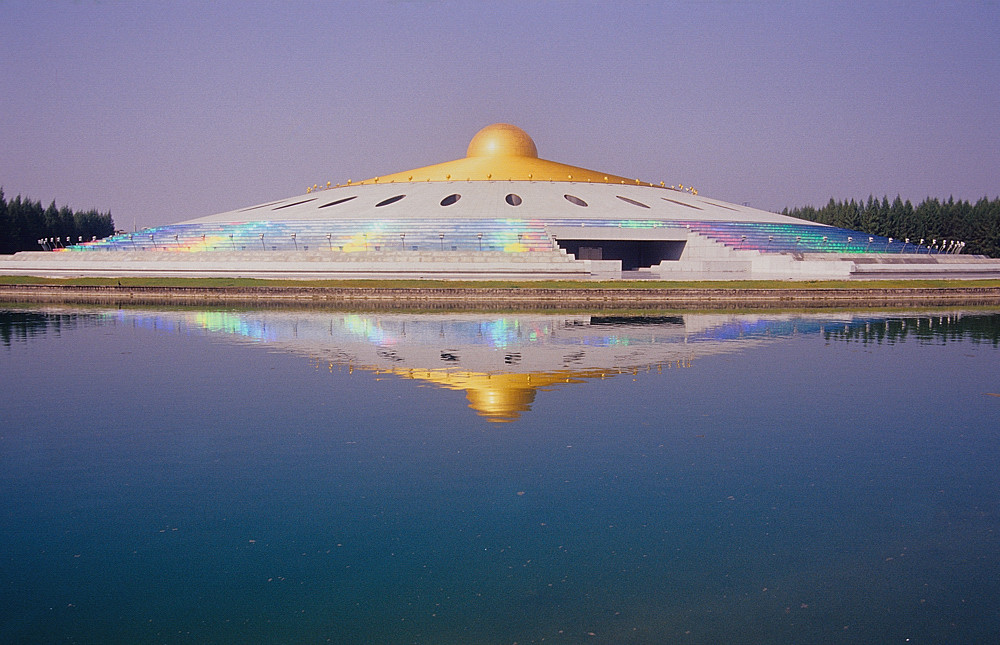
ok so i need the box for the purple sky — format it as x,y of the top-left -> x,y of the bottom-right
2,1 -> 998,230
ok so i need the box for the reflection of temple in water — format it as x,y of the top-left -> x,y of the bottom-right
156,311 -> 740,421
4,308 -> 997,421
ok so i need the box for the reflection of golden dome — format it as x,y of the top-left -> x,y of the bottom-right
466,123 -> 538,158
384,369 -> 583,422
464,381 -> 537,423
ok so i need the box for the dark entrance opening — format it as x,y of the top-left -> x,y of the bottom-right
556,239 -> 686,270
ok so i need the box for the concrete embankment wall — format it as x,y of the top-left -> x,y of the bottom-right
3,284 -> 1000,310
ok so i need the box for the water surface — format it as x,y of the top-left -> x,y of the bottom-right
2,306 -> 999,644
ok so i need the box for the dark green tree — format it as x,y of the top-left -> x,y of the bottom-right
786,195 -> 1000,257
0,190 -> 114,254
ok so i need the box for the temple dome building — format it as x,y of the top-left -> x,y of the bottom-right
5,123 -> 999,279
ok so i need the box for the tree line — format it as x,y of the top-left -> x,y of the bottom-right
0,188 -> 115,255
823,313 -> 1000,347
784,195 -> 1000,257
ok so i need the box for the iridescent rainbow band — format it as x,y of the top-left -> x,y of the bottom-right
60,218 -> 930,255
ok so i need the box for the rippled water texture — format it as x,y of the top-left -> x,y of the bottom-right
2,306 -> 999,644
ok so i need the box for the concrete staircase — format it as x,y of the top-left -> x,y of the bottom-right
646,232 -> 1000,280
0,248 -> 589,279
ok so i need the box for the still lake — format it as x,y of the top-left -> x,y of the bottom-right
2,304 -> 999,644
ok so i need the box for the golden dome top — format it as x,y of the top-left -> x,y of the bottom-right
350,123 -> 641,186
466,123 -> 538,158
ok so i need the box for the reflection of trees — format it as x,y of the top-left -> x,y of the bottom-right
822,314 -> 1000,346
0,311 -> 82,346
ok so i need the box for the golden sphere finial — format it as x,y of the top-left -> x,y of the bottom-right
466,123 -> 538,158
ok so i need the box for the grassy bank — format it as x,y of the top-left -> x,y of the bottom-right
4,275 -> 1000,290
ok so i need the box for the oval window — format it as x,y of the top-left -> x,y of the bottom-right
662,197 -> 703,210
616,195 -> 650,208
505,194 -> 522,206
440,194 -> 461,206
375,194 -> 406,207
318,195 -> 358,209
273,198 -> 317,210
564,194 -> 588,207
